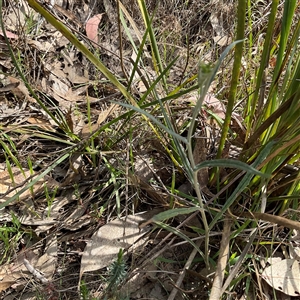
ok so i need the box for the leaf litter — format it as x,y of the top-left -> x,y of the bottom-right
0,0 -> 298,299
262,259 -> 300,297
79,209 -> 162,280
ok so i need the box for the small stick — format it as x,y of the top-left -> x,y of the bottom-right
23,258 -> 48,284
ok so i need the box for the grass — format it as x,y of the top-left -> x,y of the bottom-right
0,0 -> 299,299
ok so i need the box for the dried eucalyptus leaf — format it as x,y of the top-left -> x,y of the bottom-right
80,210 -> 161,278
262,259 -> 300,296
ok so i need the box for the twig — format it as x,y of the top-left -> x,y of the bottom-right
169,281 -> 201,294
129,212 -> 200,281
179,35 -> 190,85
116,0 -> 129,83
209,218 -> 232,300
168,240 -> 202,300
24,258 -> 48,284
220,228 -> 257,295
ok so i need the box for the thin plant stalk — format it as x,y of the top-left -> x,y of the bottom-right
216,0 -> 246,159
137,0 -> 168,91
186,41 -> 243,268
245,0 -> 279,134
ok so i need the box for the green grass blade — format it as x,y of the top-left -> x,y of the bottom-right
0,152 -> 69,209
245,0 -> 280,132
154,221 -> 205,259
113,102 -> 188,144
26,0 -> 137,108
137,0 -> 167,91
209,141 -> 275,230
0,1 -> 65,128
216,0 -> 246,159
152,207 -> 201,222
194,159 -> 271,178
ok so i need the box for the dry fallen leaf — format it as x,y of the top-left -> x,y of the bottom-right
0,250 -> 38,293
34,253 -> 56,282
97,103 -> 119,126
80,210 -> 161,279
209,12 -> 231,46
0,167 -> 44,204
27,117 -> 55,132
0,81 -> 20,93
262,259 -> 300,296
64,63 -> 89,84
3,76 -> 36,102
0,265 -> 23,293
0,30 -> 19,39
0,167 -> 59,207
85,14 -> 103,45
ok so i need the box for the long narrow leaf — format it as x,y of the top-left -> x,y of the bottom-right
152,207 -> 201,222
216,0 -> 246,158
209,141 -> 275,229
114,102 -> 188,144
0,153 -> 69,209
26,0 -> 137,108
155,221 -> 205,259
194,159 -> 271,178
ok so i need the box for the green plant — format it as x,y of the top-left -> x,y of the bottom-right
0,0 -> 299,298
0,212 -> 22,264
80,280 -> 93,300
106,249 -> 127,292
